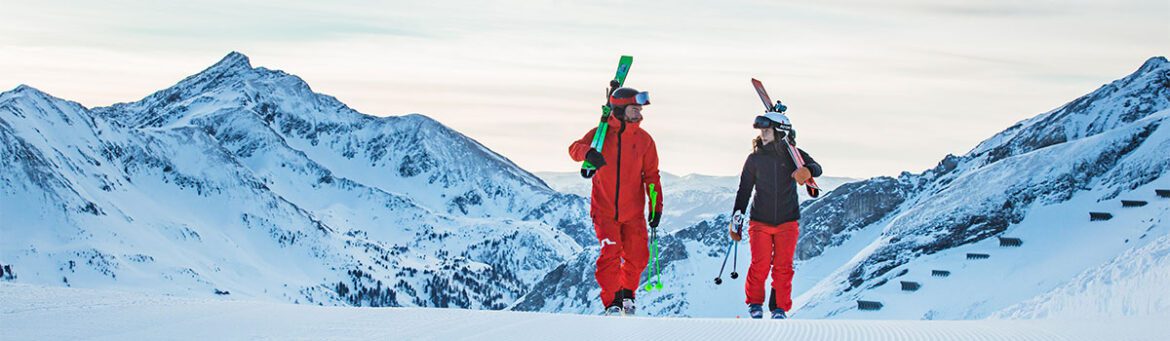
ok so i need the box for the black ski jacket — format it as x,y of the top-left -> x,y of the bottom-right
733,141 -> 822,225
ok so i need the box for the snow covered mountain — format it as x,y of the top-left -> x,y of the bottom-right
514,57 -> 1170,319
536,171 -> 856,233
0,52 -> 591,309
4,52 -> 1166,322
792,56 -> 1170,320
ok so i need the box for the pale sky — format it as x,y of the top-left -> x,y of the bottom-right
2,0 -> 1167,178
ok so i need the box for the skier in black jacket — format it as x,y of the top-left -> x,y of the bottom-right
729,111 -> 822,319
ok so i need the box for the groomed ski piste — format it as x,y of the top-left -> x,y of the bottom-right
1,283 -> 1164,340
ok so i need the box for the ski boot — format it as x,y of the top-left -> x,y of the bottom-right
622,298 -> 636,316
771,309 -> 787,319
748,304 -> 764,319
604,305 -> 624,316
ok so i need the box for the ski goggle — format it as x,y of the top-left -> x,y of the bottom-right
610,91 -> 651,106
748,116 -> 776,129
753,116 -> 792,135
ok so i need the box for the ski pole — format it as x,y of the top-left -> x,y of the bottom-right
730,239 -> 739,279
714,238 -> 734,285
645,227 -> 661,291
652,228 -> 663,290
645,184 -> 663,290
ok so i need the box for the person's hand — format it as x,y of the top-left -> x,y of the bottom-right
648,211 -> 662,228
729,224 -> 742,241
792,166 -> 812,185
729,211 -> 744,241
585,148 -> 606,168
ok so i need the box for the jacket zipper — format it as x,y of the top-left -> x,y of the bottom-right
614,121 -> 626,221
774,144 -> 780,222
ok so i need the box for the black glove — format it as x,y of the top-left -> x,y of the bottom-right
585,148 -> 607,168
648,211 -> 662,228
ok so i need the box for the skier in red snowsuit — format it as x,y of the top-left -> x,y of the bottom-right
729,111 -> 821,319
568,87 -> 663,316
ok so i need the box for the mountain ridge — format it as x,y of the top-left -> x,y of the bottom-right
1,52 -> 590,310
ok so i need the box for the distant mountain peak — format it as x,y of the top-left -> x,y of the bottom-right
171,51 -> 258,91
4,84 -> 53,99
209,51 -> 253,72
2,84 -> 87,111
1138,56 -> 1168,73
11,84 -> 37,93
91,52 -> 271,127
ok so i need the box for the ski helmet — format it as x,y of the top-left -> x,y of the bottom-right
753,112 -> 793,139
609,87 -> 650,107
754,112 -> 791,130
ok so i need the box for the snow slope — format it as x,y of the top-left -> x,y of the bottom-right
791,57 -> 1170,320
795,178 -> 1170,320
2,283 -> 1164,341
992,232 -> 1170,319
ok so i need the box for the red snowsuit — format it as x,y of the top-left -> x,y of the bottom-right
746,220 -> 799,311
569,114 -> 663,307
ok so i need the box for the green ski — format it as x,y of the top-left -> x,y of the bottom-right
580,55 -> 633,179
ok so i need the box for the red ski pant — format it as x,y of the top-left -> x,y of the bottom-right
593,214 -> 649,306
744,220 -> 800,311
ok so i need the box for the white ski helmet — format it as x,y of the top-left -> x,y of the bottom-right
754,112 -> 792,132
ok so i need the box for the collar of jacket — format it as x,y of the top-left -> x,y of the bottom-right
606,113 -> 641,132
758,139 -> 785,154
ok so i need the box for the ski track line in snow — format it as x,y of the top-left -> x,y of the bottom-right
3,284 -> 1166,340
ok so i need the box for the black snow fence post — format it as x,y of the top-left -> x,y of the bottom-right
1120,200 -> 1147,207
1089,212 -> 1113,221
1155,189 -> 1170,198
998,237 -> 1023,247
900,281 -> 921,292
857,300 -> 883,311
931,270 -> 951,277
966,253 -> 990,260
